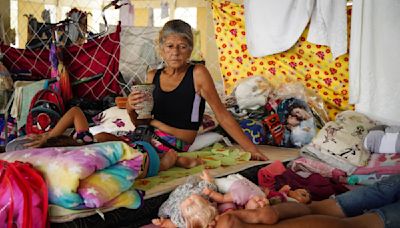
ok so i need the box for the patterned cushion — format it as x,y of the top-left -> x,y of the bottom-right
301,111 -> 377,174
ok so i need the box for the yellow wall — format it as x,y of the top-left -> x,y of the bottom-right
134,8 -> 150,27
18,1 -> 45,47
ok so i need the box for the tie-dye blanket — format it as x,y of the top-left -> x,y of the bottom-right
0,141 -> 143,210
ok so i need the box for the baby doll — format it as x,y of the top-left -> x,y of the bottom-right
204,173 -> 269,212
153,171 -> 270,228
286,110 -> 316,147
153,171 -> 218,228
265,185 -> 311,205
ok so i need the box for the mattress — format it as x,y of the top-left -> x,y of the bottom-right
51,145 -> 299,228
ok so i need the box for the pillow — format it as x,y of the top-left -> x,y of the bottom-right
91,107 -> 219,138
188,132 -> 224,152
300,111 -> 378,174
90,106 -> 135,134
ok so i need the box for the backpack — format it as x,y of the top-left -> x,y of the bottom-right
0,160 -> 49,228
26,89 -> 65,134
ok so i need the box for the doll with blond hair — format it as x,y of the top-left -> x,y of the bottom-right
153,171 -> 218,228
153,170 -> 270,228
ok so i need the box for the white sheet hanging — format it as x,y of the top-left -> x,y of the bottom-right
244,0 -> 314,57
349,0 -> 400,125
307,0 -> 347,59
244,0 -> 348,59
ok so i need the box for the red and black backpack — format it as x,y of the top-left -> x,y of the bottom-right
26,89 -> 65,134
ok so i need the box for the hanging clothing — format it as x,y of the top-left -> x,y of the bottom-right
349,0 -> 400,125
307,0 -> 347,59
10,80 -> 47,129
244,0 -> 347,59
244,0 -> 314,57
160,1 -> 169,19
119,0 -> 134,26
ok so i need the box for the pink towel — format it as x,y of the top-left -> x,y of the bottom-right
290,157 -> 346,179
258,160 -> 286,189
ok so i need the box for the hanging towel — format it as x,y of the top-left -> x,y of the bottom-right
349,0 -> 400,125
119,0 -> 134,26
11,79 -> 47,130
244,0 -> 347,59
307,0 -> 347,59
244,0 -> 314,57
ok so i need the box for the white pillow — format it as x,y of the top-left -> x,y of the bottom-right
90,106 -> 135,134
188,132 -> 224,152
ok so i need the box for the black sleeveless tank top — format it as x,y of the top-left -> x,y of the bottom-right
152,64 -> 206,130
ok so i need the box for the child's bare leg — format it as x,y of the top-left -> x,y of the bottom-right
25,106 -> 89,148
94,132 -> 124,142
159,150 -> 178,171
175,156 -> 204,169
51,106 -> 89,136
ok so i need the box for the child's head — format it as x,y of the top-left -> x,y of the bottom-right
288,189 -> 311,204
180,194 -> 218,228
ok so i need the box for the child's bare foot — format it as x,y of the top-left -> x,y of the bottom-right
152,218 -> 162,226
159,150 -> 178,171
176,156 -> 204,169
152,218 -> 177,228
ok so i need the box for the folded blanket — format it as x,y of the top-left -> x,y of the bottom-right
353,153 -> 400,175
301,111 -> 377,175
0,141 -> 143,209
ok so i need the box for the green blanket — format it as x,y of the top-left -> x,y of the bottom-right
133,144 -> 251,191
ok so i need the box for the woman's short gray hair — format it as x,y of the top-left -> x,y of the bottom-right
159,19 -> 193,49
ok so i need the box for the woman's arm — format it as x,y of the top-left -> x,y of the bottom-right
194,65 -> 268,161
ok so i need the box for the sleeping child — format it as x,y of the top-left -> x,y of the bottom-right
20,106 -> 203,177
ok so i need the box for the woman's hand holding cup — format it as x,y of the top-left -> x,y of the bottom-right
127,90 -> 145,112
129,84 -> 155,119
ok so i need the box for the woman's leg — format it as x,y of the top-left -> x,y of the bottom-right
216,212 -> 383,228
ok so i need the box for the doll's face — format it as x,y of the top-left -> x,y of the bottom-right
180,194 -> 209,209
288,189 -> 311,204
245,195 -> 269,209
291,107 -> 310,121
287,115 -> 300,127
